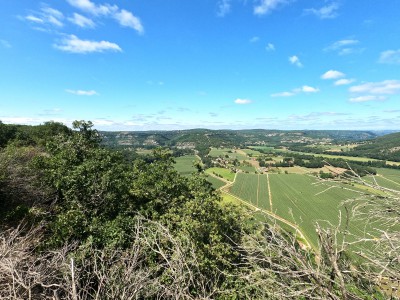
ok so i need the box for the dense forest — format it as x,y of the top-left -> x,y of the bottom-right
0,121 -> 399,299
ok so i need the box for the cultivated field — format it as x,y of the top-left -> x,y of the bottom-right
225,172 -> 380,248
174,155 -> 200,176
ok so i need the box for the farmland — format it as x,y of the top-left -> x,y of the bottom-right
176,146 -> 399,250
174,155 -> 226,189
250,146 -> 400,166
174,155 -> 200,176
205,167 -> 236,182
224,172 -> 382,248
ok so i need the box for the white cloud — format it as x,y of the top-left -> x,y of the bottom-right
42,7 -> 63,19
334,78 -> 355,86
66,0 -> 143,33
300,85 -> 319,93
271,85 -> 319,97
349,80 -> 400,95
324,39 -> 362,55
326,39 -> 359,51
265,43 -> 275,51
254,0 -> 289,15
321,70 -> 345,80
25,6 -> 64,27
250,36 -> 260,43
379,49 -> 400,65
41,7 -> 64,27
304,2 -> 340,19
113,9 -> 144,34
68,13 -> 95,28
66,0 -> 117,16
234,98 -> 252,104
349,96 -> 386,103
289,55 -> 302,67
25,15 -> 44,23
271,91 -> 295,97
55,35 -> 122,54
66,89 -> 98,96
217,0 -> 231,17
348,80 -> 400,103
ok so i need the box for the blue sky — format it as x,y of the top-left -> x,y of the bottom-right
1,0 -> 400,130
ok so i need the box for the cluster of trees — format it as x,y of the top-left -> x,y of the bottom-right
0,120 -> 398,299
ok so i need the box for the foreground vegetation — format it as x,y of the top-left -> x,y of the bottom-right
1,121 -> 399,299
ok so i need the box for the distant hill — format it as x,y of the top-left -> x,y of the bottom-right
100,129 -> 382,150
348,131 -> 400,161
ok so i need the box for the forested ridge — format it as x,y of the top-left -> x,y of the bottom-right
0,121 -> 399,299
347,132 -> 400,161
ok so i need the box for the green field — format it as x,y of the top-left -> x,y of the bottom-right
209,148 -> 248,160
228,173 -> 270,210
226,172 -> 380,248
206,175 -> 226,190
174,155 -> 200,176
361,168 -> 400,191
250,146 -> 281,153
240,148 -> 262,156
205,167 -> 236,182
237,165 -> 256,173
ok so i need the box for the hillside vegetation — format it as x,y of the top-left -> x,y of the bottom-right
348,132 -> 400,161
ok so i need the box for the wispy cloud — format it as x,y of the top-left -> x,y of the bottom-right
217,0 -> 231,17
25,15 -> 44,24
324,39 -> 363,55
289,55 -> 302,67
265,43 -> 275,51
66,0 -> 143,34
234,98 -> 252,104
321,70 -> 345,80
68,13 -> 95,28
379,49 -> 400,65
254,0 -> 289,15
25,6 -> 64,27
249,36 -> 260,43
334,78 -> 355,86
113,9 -> 144,34
270,91 -> 295,97
349,80 -> 400,102
304,2 -> 340,19
349,80 -> 400,95
66,89 -> 99,96
271,85 -> 319,97
66,0 -> 117,16
0,39 -> 11,48
383,109 -> 400,113
349,96 -> 386,103
55,35 -> 121,53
